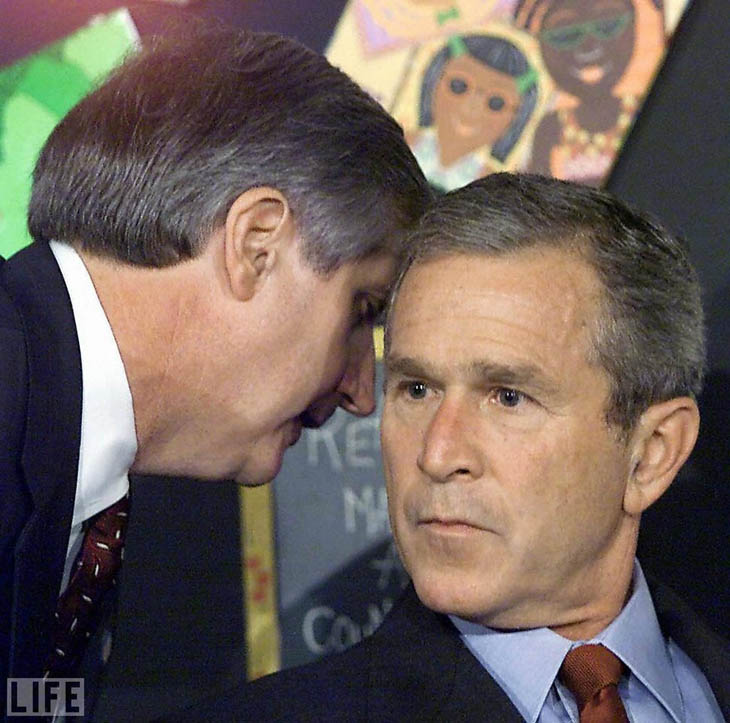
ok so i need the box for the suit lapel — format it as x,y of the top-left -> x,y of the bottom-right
3,241 -> 82,676
366,585 -> 523,722
649,578 -> 730,720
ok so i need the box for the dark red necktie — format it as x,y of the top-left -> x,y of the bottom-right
559,644 -> 630,723
45,493 -> 130,677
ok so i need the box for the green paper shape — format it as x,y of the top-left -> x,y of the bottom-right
0,9 -> 138,258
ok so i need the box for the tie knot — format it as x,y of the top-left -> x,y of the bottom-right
559,644 -> 624,709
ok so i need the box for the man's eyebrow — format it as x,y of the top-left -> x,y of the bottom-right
385,356 -> 559,395
467,361 -> 559,395
384,355 -> 433,379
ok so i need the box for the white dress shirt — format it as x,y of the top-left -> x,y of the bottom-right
50,241 -> 137,593
451,561 -> 723,722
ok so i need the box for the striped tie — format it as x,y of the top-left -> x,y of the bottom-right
45,493 -> 130,677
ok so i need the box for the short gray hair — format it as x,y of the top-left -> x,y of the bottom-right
29,22 -> 431,272
386,173 -> 705,432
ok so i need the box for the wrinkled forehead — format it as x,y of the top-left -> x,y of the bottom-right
386,248 -> 605,362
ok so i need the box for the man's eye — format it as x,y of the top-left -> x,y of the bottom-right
355,296 -> 384,327
406,381 -> 428,400
496,388 -> 523,408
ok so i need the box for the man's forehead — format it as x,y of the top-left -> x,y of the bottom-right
395,247 -> 596,305
386,248 -> 603,376
325,250 -> 396,302
354,250 -> 397,287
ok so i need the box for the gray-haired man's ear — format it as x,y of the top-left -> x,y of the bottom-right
623,397 -> 700,517
223,187 -> 293,301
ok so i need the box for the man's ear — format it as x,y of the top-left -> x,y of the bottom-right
223,187 -> 294,300
623,397 -> 700,516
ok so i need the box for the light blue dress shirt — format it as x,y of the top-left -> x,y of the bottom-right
450,562 -> 723,722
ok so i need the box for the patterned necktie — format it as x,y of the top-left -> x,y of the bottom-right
45,493 -> 130,677
559,644 -> 630,723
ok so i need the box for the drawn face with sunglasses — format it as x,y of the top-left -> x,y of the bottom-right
538,0 -> 635,98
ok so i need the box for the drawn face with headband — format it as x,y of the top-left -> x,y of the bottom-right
420,34 -> 539,168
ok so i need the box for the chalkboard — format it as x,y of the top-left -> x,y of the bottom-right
274,363 -> 410,669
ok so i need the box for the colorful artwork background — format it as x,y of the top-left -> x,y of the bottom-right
0,9 -> 138,258
327,0 -> 692,191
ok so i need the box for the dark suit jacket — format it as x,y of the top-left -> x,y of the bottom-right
173,581 -> 730,722
0,242 -> 83,712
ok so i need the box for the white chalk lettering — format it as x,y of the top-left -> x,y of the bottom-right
343,485 -> 389,537
301,600 -> 393,656
306,411 -> 346,470
344,417 -> 379,468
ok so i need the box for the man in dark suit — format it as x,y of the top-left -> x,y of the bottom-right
199,174 -> 729,721
0,21 -> 430,719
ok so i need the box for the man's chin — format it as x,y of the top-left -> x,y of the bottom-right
236,475 -> 273,487
233,422 -> 306,486
235,464 -> 279,487
234,451 -> 286,487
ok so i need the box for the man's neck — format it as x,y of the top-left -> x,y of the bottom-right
549,542 -> 637,641
78,249 -> 207,463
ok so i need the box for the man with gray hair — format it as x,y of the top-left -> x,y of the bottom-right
210,173 -> 729,721
0,20 -> 430,715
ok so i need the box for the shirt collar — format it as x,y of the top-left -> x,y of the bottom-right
450,561 -> 683,723
50,241 -> 137,524
450,615 -> 571,722
596,561 -> 684,722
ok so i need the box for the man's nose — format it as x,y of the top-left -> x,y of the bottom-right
336,326 -> 376,417
300,328 -> 377,429
417,395 -> 483,482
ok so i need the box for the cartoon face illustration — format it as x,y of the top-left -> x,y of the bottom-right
538,0 -> 635,97
418,34 -> 538,169
433,53 -> 521,166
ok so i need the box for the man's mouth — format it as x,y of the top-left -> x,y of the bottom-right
419,516 -> 486,534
